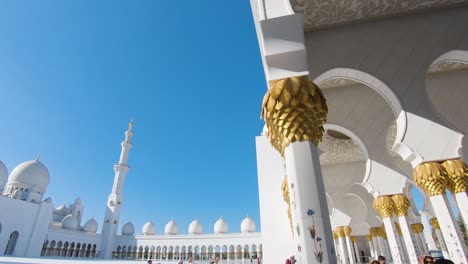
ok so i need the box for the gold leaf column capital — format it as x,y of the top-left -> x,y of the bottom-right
413,162 -> 448,196
441,159 -> 468,194
366,234 -> 372,241
335,227 -> 345,238
391,194 -> 410,217
261,76 -> 328,155
373,195 -> 395,218
351,236 -> 358,243
343,226 -> 352,237
430,218 -> 440,229
411,223 -> 424,233
369,227 -> 380,237
333,231 -> 338,240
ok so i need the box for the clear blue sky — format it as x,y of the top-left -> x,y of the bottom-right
0,1 -> 432,235
0,1 -> 267,233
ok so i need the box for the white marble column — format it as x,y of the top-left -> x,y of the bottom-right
410,223 -> 425,256
392,194 -> 418,264
343,227 -> 355,264
336,228 -> 349,264
367,235 -> 376,259
442,160 -> 468,228
374,196 -> 403,264
377,233 -> 388,260
284,142 -> 336,264
414,162 -> 468,264
370,228 -> 381,258
351,237 -> 359,263
430,218 -> 449,258
421,213 -> 437,251
262,76 -> 333,264
429,195 -> 468,263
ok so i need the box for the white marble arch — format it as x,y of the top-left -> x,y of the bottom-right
425,50 -> 468,162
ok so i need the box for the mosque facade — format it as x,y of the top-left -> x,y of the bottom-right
0,122 -> 262,262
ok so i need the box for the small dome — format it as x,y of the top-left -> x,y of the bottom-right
214,218 -> 228,234
44,197 -> 52,203
83,218 -> 98,233
241,216 -> 256,233
0,160 -> 7,190
62,214 -> 79,230
142,221 -> 155,235
8,160 -> 50,193
74,197 -> 82,204
121,221 -> 135,236
165,220 -> 179,235
55,204 -> 70,214
188,219 -> 203,235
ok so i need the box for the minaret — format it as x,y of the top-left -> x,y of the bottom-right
99,120 -> 134,259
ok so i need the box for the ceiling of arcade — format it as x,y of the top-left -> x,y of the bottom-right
289,0 -> 468,31
318,80 -> 417,232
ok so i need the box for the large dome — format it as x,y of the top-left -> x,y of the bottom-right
214,218 -> 228,234
165,220 -> 179,235
121,221 -> 135,236
188,219 -> 203,235
0,160 -> 7,190
142,221 -> 155,235
8,160 -> 50,193
83,218 -> 98,233
241,216 -> 256,233
62,214 -> 79,230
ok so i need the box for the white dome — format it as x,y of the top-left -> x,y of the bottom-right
121,221 -> 135,236
165,220 -> 179,235
55,204 -> 70,214
83,218 -> 98,233
214,218 -> 228,234
0,160 -> 7,190
8,160 -> 49,193
142,221 -> 155,235
62,214 -> 79,230
188,219 -> 203,235
44,197 -> 52,203
241,216 -> 256,233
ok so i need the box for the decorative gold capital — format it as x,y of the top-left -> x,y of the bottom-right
441,159 -> 468,194
411,223 -> 424,233
366,234 -> 372,241
413,162 -> 448,196
369,227 -> 380,237
343,226 -> 352,237
335,227 -> 345,238
391,194 -> 410,217
261,76 -> 328,155
351,236 -> 358,243
430,218 -> 440,229
373,195 -> 395,218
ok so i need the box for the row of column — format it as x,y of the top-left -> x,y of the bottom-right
413,160 -> 468,264
333,226 -> 360,264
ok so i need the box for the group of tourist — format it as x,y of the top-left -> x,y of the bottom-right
145,256 -> 262,263
369,255 -> 455,264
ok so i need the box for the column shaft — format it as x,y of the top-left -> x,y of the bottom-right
284,142 -> 335,264
399,216 -> 418,264
345,236 -> 355,264
352,241 -> 359,263
430,195 -> 468,263
382,218 -> 403,264
338,237 -> 349,264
